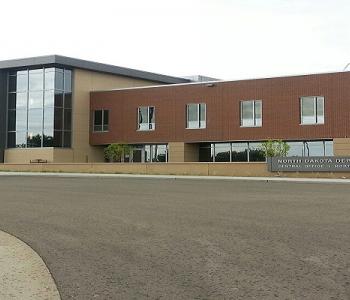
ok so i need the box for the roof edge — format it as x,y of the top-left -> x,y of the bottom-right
0,55 -> 191,84
90,69 -> 350,93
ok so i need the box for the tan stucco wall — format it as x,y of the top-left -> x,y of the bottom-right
184,143 -> 199,162
168,142 -> 185,162
71,69 -> 160,163
168,142 -> 199,162
4,149 -> 55,163
53,149 -> 74,163
0,162 -> 349,178
0,162 -> 265,176
4,69 -> 159,164
4,148 -> 75,164
333,138 -> 350,156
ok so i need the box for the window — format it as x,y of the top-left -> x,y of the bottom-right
286,142 -> 304,157
151,144 -> 167,162
144,144 -> 168,162
240,100 -> 262,127
199,143 -> 213,162
300,96 -> 324,125
198,140 -> 333,162
186,103 -> 206,129
231,143 -> 248,162
93,110 -> 109,132
324,141 -> 333,156
286,140 -> 333,157
7,67 -> 72,148
131,144 -> 168,163
304,141 -> 325,156
248,142 -> 265,161
29,69 -> 44,91
304,141 -> 333,156
214,143 -> 231,162
199,142 -> 265,162
138,106 -> 155,130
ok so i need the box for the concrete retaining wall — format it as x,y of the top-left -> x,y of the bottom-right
0,162 -> 350,178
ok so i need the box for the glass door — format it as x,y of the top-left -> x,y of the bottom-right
131,146 -> 143,163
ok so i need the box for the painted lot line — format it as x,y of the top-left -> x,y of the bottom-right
0,171 -> 349,184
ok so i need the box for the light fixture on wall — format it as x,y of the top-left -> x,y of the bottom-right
205,83 -> 215,87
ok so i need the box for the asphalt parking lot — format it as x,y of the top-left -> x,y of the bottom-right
0,176 -> 349,300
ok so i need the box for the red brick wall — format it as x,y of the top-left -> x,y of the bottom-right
90,72 -> 350,145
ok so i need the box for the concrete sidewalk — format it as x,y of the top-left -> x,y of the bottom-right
0,171 -> 350,184
0,230 -> 60,300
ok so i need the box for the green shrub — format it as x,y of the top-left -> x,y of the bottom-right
261,140 -> 290,157
104,143 -> 131,162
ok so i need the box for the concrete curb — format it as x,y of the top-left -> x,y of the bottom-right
0,230 -> 61,300
0,171 -> 350,184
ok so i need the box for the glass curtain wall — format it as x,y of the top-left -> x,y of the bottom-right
290,140 -> 333,157
231,143 -> 248,162
248,142 -> 266,161
199,140 -> 333,162
199,142 -> 264,162
130,144 -> 168,163
7,67 -> 72,148
214,143 -> 231,162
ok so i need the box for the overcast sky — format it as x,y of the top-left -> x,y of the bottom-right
1,0 -> 349,80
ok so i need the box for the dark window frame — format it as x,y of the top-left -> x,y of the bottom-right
93,109 -> 109,132
6,67 -> 73,149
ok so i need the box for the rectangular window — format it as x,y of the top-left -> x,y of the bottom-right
186,103 -> 206,129
16,72 -> 28,93
240,100 -> 262,127
286,141 -> 304,157
304,141 -> 325,156
199,142 -> 264,162
7,67 -> 72,148
286,140 -> 333,157
248,142 -> 265,161
199,143 -> 213,162
130,144 -> 168,163
29,69 -> 44,91
214,143 -> 231,162
152,144 -> 167,162
231,143 -> 248,162
300,96 -> 324,125
138,106 -> 155,130
93,109 -> 109,132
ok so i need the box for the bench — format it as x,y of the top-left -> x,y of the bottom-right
30,159 -> 48,164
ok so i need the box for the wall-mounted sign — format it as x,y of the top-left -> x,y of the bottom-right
268,156 -> 350,172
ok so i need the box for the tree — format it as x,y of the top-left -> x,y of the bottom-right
260,140 -> 290,157
27,134 -> 42,148
104,143 -> 131,162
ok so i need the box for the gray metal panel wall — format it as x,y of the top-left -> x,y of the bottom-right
0,70 -> 7,162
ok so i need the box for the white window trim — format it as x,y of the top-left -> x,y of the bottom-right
137,106 -> 155,131
300,96 -> 325,125
240,100 -> 262,128
186,103 -> 206,129
93,109 -> 109,133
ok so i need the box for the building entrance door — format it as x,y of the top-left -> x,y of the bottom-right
131,148 -> 143,162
